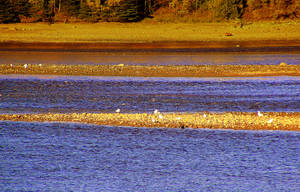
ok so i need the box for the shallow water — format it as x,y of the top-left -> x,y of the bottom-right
1,121 -> 299,191
1,75 -> 300,114
1,51 -> 300,191
1,51 -> 300,65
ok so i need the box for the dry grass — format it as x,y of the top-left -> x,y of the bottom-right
0,112 -> 299,131
0,21 -> 300,43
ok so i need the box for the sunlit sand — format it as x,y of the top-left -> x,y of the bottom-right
0,112 -> 299,131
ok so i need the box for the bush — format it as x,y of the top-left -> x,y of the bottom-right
244,0 -> 300,20
215,0 -> 245,19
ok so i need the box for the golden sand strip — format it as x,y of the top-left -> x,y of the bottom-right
1,64 -> 300,77
0,112 -> 299,131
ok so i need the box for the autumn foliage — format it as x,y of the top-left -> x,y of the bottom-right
0,0 -> 299,23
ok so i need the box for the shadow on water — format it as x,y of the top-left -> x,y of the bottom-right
1,121 -> 299,191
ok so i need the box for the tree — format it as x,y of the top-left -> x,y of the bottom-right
118,0 -> 146,21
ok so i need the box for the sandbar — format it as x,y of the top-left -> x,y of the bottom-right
1,63 -> 299,77
0,112 -> 299,131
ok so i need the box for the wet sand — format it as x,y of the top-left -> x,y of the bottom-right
0,112 -> 299,131
1,41 -> 300,52
1,63 -> 299,77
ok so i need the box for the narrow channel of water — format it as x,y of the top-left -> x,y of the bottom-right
1,75 -> 299,114
1,51 -> 300,65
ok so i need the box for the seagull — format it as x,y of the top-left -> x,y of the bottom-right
38,64 -> 42,67
267,118 -> 273,124
154,109 -> 159,114
159,114 -> 163,119
257,111 -> 263,117
203,113 -> 207,118
152,118 -> 156,123
176,117 -> 181,120
115,108 -> 120,113
24,64 -> 28,69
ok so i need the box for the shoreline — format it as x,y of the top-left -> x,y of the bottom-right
1,22 -> 300,52
1,63 -> 299,77
0,112 -> 299,131
1,40 -> 300,52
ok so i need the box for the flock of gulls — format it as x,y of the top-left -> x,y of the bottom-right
9,63 -> 43,68
115,108 -> 275,125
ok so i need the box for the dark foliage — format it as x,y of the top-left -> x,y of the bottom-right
60,0 -> 81,16
0,0 -> 33,23
118,0 -> 146,22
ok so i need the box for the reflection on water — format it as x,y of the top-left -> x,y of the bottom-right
1,51 -> 300,65
0,75 -> 300,113
1,121 -> 299,191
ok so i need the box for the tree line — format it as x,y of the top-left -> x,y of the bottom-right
0,0 -> 299,23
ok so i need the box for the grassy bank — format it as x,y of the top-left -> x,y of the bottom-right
0,112 -> 299,131
1,63 -> 299,77
1,21 -> 300,43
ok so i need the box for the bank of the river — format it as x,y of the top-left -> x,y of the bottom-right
1,63 -> 299,77
0,112 -> 299,131
0,22 -> 300,50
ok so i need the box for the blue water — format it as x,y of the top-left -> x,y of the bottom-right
1,121 -> 299,191
1,75 -> 300,113
1,52 -> 300,191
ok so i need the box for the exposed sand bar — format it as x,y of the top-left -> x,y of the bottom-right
0,112 -> 299,131
1,64 -> 299,77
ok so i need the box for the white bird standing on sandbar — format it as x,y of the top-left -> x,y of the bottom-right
203,113 -> 207,118
115,108 -> 120,113
154,109 -> 159,114
24,64 -> 28,69
267,118 -> 273,124
257,111 -> 263,117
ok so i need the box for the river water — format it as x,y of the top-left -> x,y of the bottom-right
1,51 -> 300,191
1,121 -> 300,191
1,75 -> 300,114
1,51 -> 300,65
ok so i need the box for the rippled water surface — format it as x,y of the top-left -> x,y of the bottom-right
1,121 -> 299,191
1,51 -> 300,65
1,51 -> 300,191
1,75 -> 300,113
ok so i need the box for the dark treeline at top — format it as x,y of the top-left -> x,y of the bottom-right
0,0 -> 299,24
